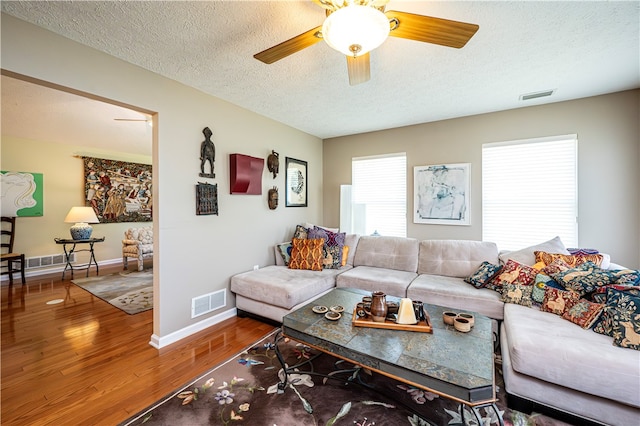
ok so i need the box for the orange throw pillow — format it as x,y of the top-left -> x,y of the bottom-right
341,246 -> 350,267
288,238 -> 324,271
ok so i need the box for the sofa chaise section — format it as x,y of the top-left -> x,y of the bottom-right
336,236 -> 419,297
500,303 -> 640,426
408,240 -> 504,319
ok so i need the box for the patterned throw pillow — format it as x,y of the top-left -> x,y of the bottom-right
276,242 -> 293,266
561,299 -> 604,329
488,259 -> 537,291
308,226 -> 346,269
341,246 -> 350,267
534,251 -> 604,267
541,258 -> 572,275
551,262 -> 616,297
464,261 -> 503,289
292,225 -> 309,240
610,269 -> 640,285
593,287 -> 640,337
501,283 -> 533,307
531,280 -> 546,304
288,238 -> 324,271
541,287 -> 580,315
612,307 -> 640,351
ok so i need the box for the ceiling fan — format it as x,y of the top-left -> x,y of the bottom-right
254,0 -> 479,86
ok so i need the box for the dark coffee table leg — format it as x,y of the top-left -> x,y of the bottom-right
461,402 -> 504,426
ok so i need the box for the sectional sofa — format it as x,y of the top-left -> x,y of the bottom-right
230,234 -> 640,426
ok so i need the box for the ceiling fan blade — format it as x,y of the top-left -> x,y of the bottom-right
254,25 -> 323,64
385,10 -> 479,48
346,53 -> 370,86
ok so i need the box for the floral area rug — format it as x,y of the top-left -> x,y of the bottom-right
71,269 -> 152,315
121,329 -> 570,426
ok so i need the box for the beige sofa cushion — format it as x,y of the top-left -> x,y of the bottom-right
408,274 -> 504,320
417,240 -> 499,278
503,303 -> 640,408
230,265 -> 350,310
336,266 -> 417,298
353,236 -> 419,272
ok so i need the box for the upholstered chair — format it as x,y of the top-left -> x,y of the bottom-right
122,227 -> 153,271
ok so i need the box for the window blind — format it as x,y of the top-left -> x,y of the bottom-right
352,153 -> 407,237
482,135 -> 577,251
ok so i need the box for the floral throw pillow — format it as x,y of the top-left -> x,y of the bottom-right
488,259 -> 537,291
464,261 -> 503,289
288,238 -> 324,271
541,258 -> 572,276
541,287 -> 580,316
501,283 -> 533,307
593,287 -> 640,337
551,262 -> 615,297
612,307 -> 640,351
561,299 -> 604,329
534,251 -> 604,268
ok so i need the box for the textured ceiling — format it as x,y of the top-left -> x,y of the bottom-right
1,1 -> 639,144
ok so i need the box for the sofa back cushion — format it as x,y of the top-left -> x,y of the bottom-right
418,240 -> 499,278
353,236 -> 419,272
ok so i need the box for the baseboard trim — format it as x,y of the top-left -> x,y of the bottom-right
0,258 -> 123,282
149,308 -> 238,349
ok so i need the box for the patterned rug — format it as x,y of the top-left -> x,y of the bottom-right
121,329 -> 570,426
71,269 -> 152,315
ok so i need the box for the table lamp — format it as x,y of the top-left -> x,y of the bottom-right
64,206 -> 99,240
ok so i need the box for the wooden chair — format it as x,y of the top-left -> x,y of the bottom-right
1,217 -> 26,286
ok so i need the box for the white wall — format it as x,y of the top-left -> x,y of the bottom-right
324,90 -> 640,269
1,14 -> 323,343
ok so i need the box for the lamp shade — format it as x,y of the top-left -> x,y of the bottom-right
64,206 -> 99,240
322,5 -> 390,57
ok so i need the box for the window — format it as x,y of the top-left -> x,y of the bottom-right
349,153 -> 407,237
482,135 -> 577,250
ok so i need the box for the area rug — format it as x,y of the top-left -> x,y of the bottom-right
71,269 -> 152,315
121,329 -> 570,426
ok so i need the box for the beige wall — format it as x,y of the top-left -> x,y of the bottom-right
324,90 -> 640,269
1,135 -> 150,265
1,14 -> 323,341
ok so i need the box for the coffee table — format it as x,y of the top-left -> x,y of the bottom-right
276,287 -> 502,425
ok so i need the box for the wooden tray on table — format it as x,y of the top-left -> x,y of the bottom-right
351,308 -> 433,333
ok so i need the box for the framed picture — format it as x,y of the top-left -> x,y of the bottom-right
414,163 -> 470,225
285,157 -> 307,207
0,171 -> 44,217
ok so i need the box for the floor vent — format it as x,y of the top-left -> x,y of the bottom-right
26,253 -> 74,269
192,289 -> 226,318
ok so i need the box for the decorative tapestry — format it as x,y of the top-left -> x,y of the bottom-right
83,157 -> 152,223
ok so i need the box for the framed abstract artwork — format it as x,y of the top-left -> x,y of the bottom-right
285,157 -> 307,207
414,163 -> 470,225
0,171 -> 44,217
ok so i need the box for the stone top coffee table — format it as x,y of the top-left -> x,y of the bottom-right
278,287 -> 502,425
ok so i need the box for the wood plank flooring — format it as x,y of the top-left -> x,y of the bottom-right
1,265 -> 275,425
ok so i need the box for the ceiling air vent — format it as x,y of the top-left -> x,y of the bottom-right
520,90 -> 555,101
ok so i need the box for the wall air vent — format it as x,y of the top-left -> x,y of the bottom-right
520,89 -> 555,101
26,253 -> 74,269
191,289 -> 226,318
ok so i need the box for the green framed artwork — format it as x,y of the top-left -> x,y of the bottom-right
0,171 -> 44,217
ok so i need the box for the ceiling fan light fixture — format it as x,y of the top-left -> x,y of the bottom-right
322,5 -> 390,57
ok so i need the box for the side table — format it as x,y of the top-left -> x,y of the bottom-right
54,237 -> 105,280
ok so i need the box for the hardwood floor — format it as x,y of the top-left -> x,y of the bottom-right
1,265 -> 275,425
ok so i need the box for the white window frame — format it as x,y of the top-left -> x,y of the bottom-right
348,153 -> 407,237
482,134 -> 578,251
